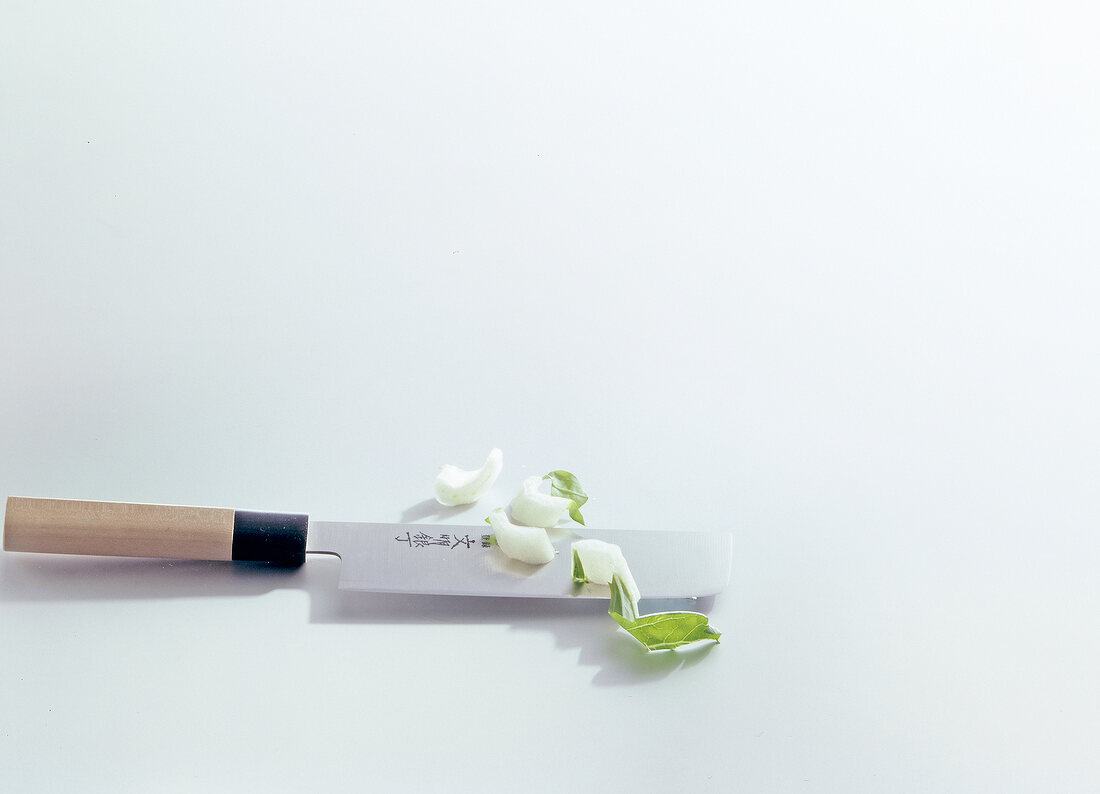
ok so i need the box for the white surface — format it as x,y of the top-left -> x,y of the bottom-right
1,2 -> 1098,792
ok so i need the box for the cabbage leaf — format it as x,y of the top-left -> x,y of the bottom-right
608,574 -> 721,652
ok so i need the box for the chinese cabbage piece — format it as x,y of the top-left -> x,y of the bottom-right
571,538 -> 640,604
433,448 -> 503,506
510,470 -> 589,527
510,475 -> 573,528
486,507 -> 556,565
572,539 -> 721,652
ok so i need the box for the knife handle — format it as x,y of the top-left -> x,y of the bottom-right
3,496 -> 308,566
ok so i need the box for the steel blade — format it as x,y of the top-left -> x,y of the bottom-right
306,521 -> 731,599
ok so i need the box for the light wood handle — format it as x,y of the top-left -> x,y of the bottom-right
3,496 -> 308,565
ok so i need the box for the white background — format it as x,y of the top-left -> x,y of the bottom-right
2,2 -> 1098,791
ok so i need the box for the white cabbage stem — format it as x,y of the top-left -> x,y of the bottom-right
509,475 -> 572,528
571,538 -> 641,605
433,448 -> 503,506
487,507 -> 556,565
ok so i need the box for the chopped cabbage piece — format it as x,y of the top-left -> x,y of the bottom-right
433,448 -> 502,506
571,538 -> 640,605
486,507 -> 556,565
509,475 -> 573,528
573,538 -> 721,652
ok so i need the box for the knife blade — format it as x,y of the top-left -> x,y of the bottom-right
3,496 -> 731,599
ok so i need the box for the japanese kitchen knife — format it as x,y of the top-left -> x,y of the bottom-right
2,496 -> 731,599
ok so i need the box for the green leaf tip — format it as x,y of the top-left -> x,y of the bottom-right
572,548 -> 587,583
545,470 -> 588,526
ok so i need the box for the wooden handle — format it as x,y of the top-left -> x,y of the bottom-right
3,496 -> 308,565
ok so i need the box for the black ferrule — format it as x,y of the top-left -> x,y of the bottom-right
232,510 -> 308,566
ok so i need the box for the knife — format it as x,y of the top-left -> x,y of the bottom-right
3,496 -> 731,599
